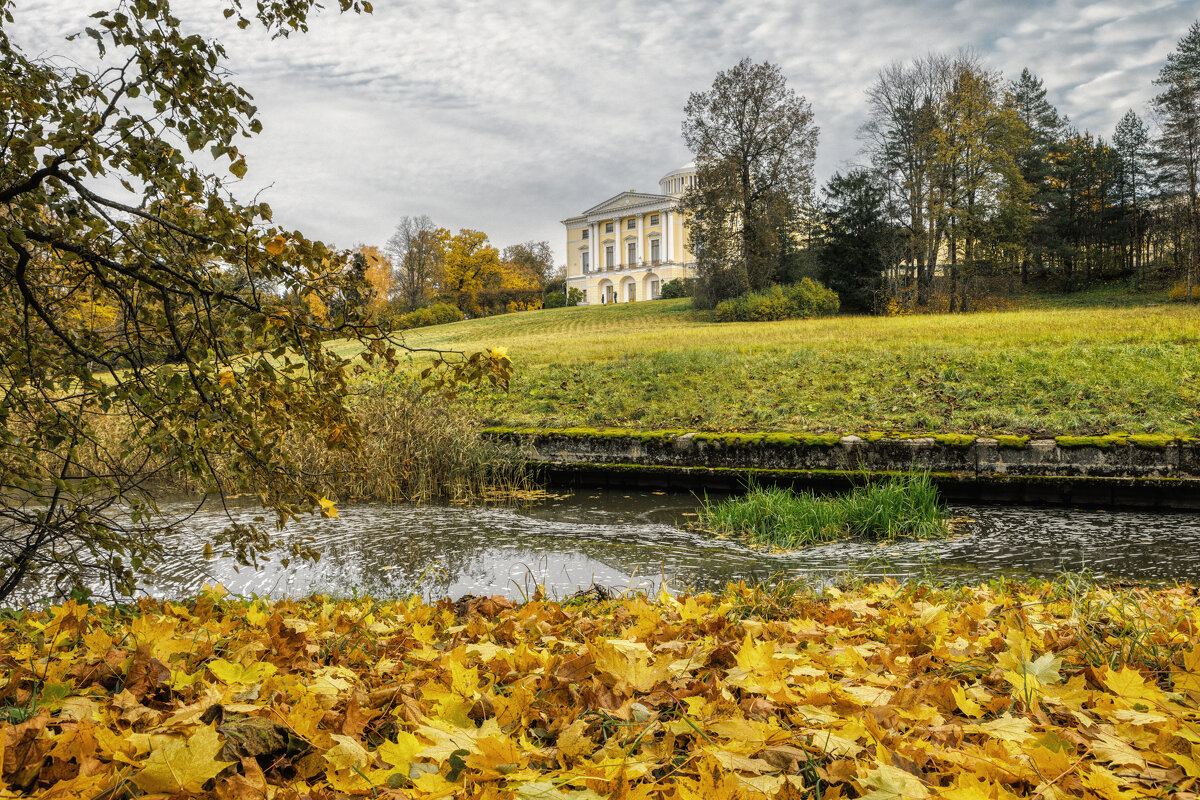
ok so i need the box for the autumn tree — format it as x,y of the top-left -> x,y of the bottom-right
502,240 -> 554,288
1154,20 -> 1200,300
385,214 -> 446,311
0,0 -> 505,602
932,58 -> 1029,310
442,229 -> 502,293
861,54 -> 953,305
681,59 -> 819,305
325,245 -> 390,322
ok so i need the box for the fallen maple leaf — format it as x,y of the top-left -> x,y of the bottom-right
132,724 -> 235,794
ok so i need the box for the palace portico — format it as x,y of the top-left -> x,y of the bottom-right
561,163 -> 697,305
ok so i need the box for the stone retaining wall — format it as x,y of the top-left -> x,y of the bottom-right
484,428 -> 1200,508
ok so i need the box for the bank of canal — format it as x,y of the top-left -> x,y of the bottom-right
486,427 -> 1200,508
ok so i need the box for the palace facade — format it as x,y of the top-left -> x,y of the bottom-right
561,163 -> 697,304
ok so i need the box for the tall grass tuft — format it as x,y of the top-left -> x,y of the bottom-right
72,378 -> 535,503
697,474 -> 949,548
284,378 -> 533,503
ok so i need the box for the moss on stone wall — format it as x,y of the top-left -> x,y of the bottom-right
930,434 -> 977,448
486,427 -> 1192,453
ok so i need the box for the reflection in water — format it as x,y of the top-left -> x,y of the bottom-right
19,491 -> 1200,603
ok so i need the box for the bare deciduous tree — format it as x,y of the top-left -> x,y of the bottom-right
385,215 -> 446,311
681,59 -> 818,305
860,53 -> 956,305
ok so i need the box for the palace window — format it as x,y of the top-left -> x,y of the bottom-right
605,222 -> 614,233
626,242 -> 636,265
581,229 -> 589,239
650,239 -> 660,263
628,284 -> 636,302
650,214 -> 660,225
605,245 -> 614,269
582,289 -> 587,303
627,219 -> 636,229
650,279 -> 660,299
582,252 -> 589,273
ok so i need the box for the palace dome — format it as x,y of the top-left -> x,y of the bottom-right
658,161 -> 697,196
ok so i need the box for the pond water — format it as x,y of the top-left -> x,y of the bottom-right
113,489 -> 1200,602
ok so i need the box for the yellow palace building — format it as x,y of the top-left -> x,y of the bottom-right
561,163 -> 697,304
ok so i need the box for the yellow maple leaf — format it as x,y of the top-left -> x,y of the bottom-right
675,754 -> 747,800
589,638 -> 671,693
856,762 -> 930,800
952,684 -> 984,718
325,734 -> 372,771
465,734 -> 525,777
1173,642 -> 1200,694
1081,763 -> 1142,799
1104,666 -> 1162,703
996,632 -> 1061,707
556,719 -> 595,765
318,495 -> 339,518
133,725 -> 235,794
940,772 -> 1022,800
218,368 -> 237,389
965,715 -> 1035,744
378,730 -> 425,774
207,658 -> 277,684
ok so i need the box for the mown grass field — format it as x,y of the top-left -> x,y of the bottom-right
372,291 -> 1200,436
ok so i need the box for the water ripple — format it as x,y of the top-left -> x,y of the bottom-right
120,492 -> 1200,602
13,492 -> 1200,604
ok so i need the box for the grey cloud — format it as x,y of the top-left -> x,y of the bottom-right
9,0 -> 1199,261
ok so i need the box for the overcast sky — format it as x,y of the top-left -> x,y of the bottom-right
12,0 -> 1198,263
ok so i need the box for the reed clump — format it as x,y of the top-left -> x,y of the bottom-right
697,474 -> 949,548
286,379 -> 534,503
62,379 -> 534,503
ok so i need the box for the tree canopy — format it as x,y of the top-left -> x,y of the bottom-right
681,59 -> 818,306
0,0 -> 505,602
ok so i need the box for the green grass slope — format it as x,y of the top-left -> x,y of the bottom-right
383,295 -> 1200,436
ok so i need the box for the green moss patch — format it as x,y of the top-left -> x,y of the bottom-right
993,435 -> 1032,448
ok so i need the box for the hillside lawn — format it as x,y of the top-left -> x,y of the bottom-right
354,290 -> 1200,436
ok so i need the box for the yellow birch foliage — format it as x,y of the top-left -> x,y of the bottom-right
2,581 -> 1200,799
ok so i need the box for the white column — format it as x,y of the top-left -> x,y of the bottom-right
635,213 -> 644,266
588,222 -> 595,274
614,218 -> 623,268
664,210 -> 672,264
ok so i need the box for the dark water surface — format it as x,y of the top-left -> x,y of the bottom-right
122,490 -> 1200,601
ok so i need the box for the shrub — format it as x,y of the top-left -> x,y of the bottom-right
1169,281 -> 1197,302
397,307 -> 435,329
784,277 -> 840,317
429,302 -> 464,324
660,278 -> 692,299
395,302 -> 463,330
713,279 -> 840,322
546,287 -> 583,308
